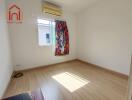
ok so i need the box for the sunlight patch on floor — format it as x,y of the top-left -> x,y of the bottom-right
52,72 -> 90,92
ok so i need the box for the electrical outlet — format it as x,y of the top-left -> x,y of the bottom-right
16,64 -> 21,67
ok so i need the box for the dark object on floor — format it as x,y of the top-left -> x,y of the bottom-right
13,72 -> 23,78
2,93 -> 32,100
2,89 -> 44,100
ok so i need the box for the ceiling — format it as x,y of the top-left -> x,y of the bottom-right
45,0 -> 98,13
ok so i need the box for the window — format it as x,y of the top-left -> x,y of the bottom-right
37,19 -> 55,46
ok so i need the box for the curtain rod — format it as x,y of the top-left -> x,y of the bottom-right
47,17 -> 66,21
55,18 -> 66,21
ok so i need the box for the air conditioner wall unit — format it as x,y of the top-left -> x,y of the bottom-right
42,1 -> 62,16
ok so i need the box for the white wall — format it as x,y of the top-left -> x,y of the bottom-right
128,57 -> 132,100
6,0 -> 132,75
7,0 -> 77,70
0,0 -> 13,98
77,0 -> 132,75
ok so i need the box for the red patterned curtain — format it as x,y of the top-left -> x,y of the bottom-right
55,20 -> 69,56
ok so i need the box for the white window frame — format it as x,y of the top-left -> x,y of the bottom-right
37,18 -> 55,46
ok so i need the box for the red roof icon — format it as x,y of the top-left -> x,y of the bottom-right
9,4 -> 20,10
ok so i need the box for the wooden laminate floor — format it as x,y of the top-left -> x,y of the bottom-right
4,60 -> 128,100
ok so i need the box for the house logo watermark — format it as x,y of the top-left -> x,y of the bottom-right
8,4 -> 23,23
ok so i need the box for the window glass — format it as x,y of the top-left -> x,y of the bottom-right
37,19 -> 55,46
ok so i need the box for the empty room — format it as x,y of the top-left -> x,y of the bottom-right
0,0 -> 132,100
